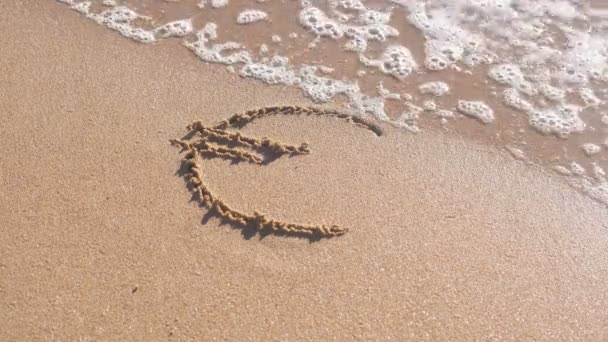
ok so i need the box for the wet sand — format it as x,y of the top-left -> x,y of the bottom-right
2,1 -> 608,340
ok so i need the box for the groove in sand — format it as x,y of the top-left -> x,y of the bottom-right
172,105 -> 383,238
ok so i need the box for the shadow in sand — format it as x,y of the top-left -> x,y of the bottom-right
171,106 -> 383,241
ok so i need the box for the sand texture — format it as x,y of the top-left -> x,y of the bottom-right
171,106 -> 384,238
2,2 -> 608,341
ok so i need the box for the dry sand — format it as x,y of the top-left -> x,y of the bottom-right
2,1 -> 608,340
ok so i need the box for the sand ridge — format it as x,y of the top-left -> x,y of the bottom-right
172,105 -> 382,238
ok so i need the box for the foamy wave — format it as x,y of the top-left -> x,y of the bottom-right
56,0 -> 608,207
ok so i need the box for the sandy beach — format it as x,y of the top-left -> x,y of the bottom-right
2,1 -> 608,340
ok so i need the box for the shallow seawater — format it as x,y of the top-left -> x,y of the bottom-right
57,0 -> 608,206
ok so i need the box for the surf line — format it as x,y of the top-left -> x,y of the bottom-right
171,105 -> 382,238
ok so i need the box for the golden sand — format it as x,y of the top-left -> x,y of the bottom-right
3,2 -> 608,340
172,106 -> 382,238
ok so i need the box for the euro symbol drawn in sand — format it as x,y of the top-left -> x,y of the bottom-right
171,106 -> 383,239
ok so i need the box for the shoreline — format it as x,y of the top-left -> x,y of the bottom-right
2,2 -> 608,340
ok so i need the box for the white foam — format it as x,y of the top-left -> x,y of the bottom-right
92,6 -> 156,43
154,19 -> 193,38
298,4 -> 397,52
555,28 -> 608,86
528,105 -> 585,136
239,56 -> 298,85
349,94 -> 392,122
422,100 -> 436,111
237,54 -> 366,108
210,0 -> 229,8
434,109 -> 455,119
388,0 -> 608,148
579,88 -> 602,107
259,44 -> 269,55
71,1 -> 92,14
179,19 -> 394,122
457,101 -> 495,124
319,66 -> 335,74
401,2 -> 492,70
418,81 -> 449,97
570,161 -> 586,176
298,65 -> 359,103
61,2 -> 157,43
502,88 -> 534,113
395,102 -> 423,131
581,143 -> 602,156
237,10 -> 268,25
57,0 -> 608,211
343,10 -> 398,52
299,7 -> 344,39
592,163 -> 606,179
360,45 -> 417,80
377,82 -> 401,100
538,83 -> 566,102
184,23 -> 252,65
335,0 -> 365,11
488,64 -> 537,96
